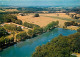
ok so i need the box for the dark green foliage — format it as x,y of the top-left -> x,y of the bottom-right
0,14 -> 4,24
77,28 -> 80,32
64,21 -> 78,27
16,32 -> 29,41
28,29 -> 34,37
3,14 -> 17,22
15,20 -> 22,25
0,37 -> 5,47
4,24 -> 17,31
11,19 -> 16,23
23,22 -> 40,28
17,26 -> 22,31
33,26 -> 43,35
0,37 -> 14,48
27,26 -> 43,37
34,13 -> 39,17
4,24 -> 22,31
73,15 -> 78,19
65,22 -> 71,26
44,21 -> 59,32
0,27 -> 8,37
32,33 -> 80,57
27,21 -> 59,37
0,14 -> 22,25
10,37 -> 14,43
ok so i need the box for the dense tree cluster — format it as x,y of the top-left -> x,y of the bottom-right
0,27 -> 9,37
0,37 -> 14,49
0,27 -> 14,49
0,14 -> 22,25
44,21 -> 59,32
23,22 -> 40,28
32,33 -> 80,57
15,20 -> 22,25
0,14 -> 4,24
77,28 -> 80,32
64,21 -> 78,27
34,13 -> 39,17
16,26 -> 43,41
4,24 -> 22,31
28,26 -> 43,37
16,32 -> 30,41
3,14 -> 17,22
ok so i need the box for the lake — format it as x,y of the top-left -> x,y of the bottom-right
0,28 -> 77,57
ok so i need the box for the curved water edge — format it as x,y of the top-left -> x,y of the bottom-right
0,28 -> 77,57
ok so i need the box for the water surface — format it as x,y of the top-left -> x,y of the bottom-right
0,28 -> 77,57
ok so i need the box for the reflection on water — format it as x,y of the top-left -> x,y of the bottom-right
16,28 -> 58,48
0,28 -> 77,57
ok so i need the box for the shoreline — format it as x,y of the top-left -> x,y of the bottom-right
0,27 -> 77,52
0,27 -> 56,52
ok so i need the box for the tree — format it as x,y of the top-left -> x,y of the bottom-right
44,21 -> 59,32
23,22 -> 40,28
3,14 -> 17,22
15,20 -> 22,25
4,24 -> 22,31
32,33 -> 80,57
27,29 -> 34,37
33,26 -> 43,35
64,22 -> 71,27
70,14 -> 74,18
64,21 -> 78,27
34,13 -> 39,17
77,28 -> 80,32
73,15 -> 78,19
17,26 -> 22,31
16,32 -> 27,41
0,27 -> 8,37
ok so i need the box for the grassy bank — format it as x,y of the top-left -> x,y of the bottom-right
0,21 -> 59,51
32,32 -> 80,57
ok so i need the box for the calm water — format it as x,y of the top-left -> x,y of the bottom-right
0,28 -> 77,57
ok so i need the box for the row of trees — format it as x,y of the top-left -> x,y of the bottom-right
28,27 -> 43,37
16,32 -> 30,41
64,21 -> 78,27
44,21 -> 59,32
23,22 -> 40,28
16,21 -> 59,41
32,32 -> 80,57
27,21 -> 59,37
